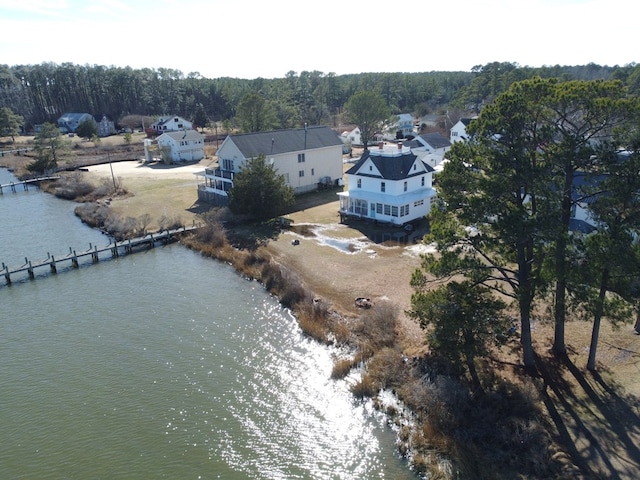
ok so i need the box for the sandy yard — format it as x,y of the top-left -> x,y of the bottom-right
86,159 -> 213,228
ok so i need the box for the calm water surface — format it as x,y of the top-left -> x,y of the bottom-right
0,167 -> 416,479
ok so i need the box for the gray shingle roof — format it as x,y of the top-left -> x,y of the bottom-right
418,132 -> 451,149
159,130 -> 203,141
229,126 -> 342,157
346,150 -> 434,180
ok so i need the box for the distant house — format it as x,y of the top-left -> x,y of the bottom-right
381,113 -> 415,141
96,115 -> 116,137
156,130 -> 205,163
404,131 -> 452,170
57,113 -> 94,133
340,126 -> 383,147
196,125 -> 344,204
341,127 -> 362,146
337,142 -> 436,225
450,118 -> 475,143
394,113 -> 415,138
411,132 -> 451,154
151,116 -> 193,135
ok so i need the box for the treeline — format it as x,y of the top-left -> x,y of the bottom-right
1,61 -> 638,132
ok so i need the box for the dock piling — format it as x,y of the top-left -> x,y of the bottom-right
1,226 -> 198,286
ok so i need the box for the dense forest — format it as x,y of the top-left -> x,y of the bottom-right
1,61 -> 639,133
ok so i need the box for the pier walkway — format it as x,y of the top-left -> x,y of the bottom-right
0,176 -> 61,194
1,225 -> 199,285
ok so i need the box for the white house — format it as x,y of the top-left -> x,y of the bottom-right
151,116 -> 193,135
450,118 -> 475,143
337,142 -> 436,225
341,127 -> 362,147
156,130 -> 205,163
196,126 -> 344,204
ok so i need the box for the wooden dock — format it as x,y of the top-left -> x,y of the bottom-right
1,225 -> 198,285
0,176 -> 61,194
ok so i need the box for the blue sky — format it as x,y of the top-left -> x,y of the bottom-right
0,0 -> 636,79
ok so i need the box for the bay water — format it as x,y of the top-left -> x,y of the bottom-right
0,167 -> 415,479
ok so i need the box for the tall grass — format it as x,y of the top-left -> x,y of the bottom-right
178,212 -> 558,479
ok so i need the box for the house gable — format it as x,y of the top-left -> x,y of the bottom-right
450,117 -> 475,143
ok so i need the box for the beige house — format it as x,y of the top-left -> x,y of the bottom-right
196,126 -> 343,204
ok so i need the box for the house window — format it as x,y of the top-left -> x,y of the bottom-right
381,182 -> 386,192
414,199 -> 424,207
413,164 -> 416,170
369,165 -> 372,171
357,178 -> 362,188
392,206 -> 399,217
404,181 -> 407,192
376,203 -> 382,214
311,168 -> 315,176
299,170 -> 305,177
421,176 -> 425,187
298,153 -> 306,163
223,159 -> 234,171
400,204 -> 410,216
384,204 -> 391,215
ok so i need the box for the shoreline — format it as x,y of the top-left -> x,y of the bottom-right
3,154 -> 640,479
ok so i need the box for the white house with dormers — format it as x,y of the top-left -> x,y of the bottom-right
450,118 -> 475,143
337,142 -> 436,225
151,116 -> 193,135
156,130 -> 205,163
196,126 -> 344,204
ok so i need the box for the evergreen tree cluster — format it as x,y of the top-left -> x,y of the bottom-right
411,77 -> 640,372
1,61 -> 638,133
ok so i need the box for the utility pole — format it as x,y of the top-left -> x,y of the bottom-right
108,152 -> 117,192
